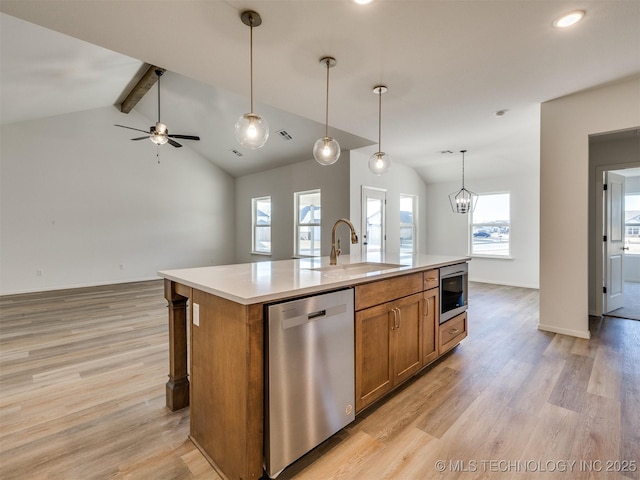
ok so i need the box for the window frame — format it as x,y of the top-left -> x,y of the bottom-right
294,189 -> 322,258
399,194 -> 418,257
469,191 -> 512,258
251,196 -> 271,255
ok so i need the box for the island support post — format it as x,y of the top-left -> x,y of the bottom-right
164,279 -> 190,411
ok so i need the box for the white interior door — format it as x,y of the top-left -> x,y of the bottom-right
361,187 -> 386,262
604,171 -> 625,313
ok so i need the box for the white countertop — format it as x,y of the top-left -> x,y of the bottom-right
158,254 -> 470,305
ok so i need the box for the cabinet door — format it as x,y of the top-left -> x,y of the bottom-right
390,292 -> 423,386
355,303 -> 393,412
423,288 -> 439,365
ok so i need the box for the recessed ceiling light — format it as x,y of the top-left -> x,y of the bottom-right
354,0 -> 374,4
553,10 -> 585,28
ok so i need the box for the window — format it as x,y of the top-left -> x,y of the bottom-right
625,193 -> 640,255
295,190 -> 321,257
252,196 -> 271,254
400,194 -> 417,258
470,193 -> 510,257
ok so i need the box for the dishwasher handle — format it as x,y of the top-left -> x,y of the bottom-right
307,309 -> 326,320
281,303 -> 347,330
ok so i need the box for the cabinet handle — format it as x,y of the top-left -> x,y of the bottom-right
395,308 -> 401,329
449,328 -> 460,334
390,309 -> 396,331
425,297 -> 430,314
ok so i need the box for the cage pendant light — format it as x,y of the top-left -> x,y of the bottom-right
448,150 -> 478,213
313,57 -> 340,165
368,85 -> 390,175
235,10 -> 269,149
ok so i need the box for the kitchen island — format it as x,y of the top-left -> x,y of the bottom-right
159,254 -> 469,480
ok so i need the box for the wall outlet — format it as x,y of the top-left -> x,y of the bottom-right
119,264 -> 125,270
193,303 -> 200,327
36,268 -> 44,277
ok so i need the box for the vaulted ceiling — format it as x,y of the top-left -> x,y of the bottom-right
1,1 -> 639,183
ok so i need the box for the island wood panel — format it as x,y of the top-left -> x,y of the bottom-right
189,289 -> 264,480
354,272 -> 422,311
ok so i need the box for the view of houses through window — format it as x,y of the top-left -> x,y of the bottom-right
295,190 -> 321,257
251,196 -> 271,254
400,195 -> 417,258
470,192 -> 510,256
626,193 -> 640,255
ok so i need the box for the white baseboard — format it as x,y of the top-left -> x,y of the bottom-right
0,276 -> 161,296
537,323 -> 591,339
469,278 -> 540,290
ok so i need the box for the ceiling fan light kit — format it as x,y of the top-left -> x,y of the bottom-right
368,85 -> 390,175
235,10 -> 269,149
313,56 -> 341,166
114,69 -> 200,149
448,150 -> 478,214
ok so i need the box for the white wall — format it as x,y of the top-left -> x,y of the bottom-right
235,153 -> 351,263
540,75 -> 640,339
349,150 -> 428,258
425,172 -> 540,289
0,106 -> 236,294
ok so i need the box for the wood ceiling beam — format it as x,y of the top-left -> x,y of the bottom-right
119,64 -> 166,114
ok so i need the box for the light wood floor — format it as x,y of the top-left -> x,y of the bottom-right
1,281 -> 638,479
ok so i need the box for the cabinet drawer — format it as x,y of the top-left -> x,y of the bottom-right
423,269 -> 439,291
355,273 -> 423,311
439,312 -> 467,353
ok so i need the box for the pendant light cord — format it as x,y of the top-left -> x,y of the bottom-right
461,150 -> 466,189
377,89 -> 382,153
249,16 -> 254,114
324,59 -> 330,138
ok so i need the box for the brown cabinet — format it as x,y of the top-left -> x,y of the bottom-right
422,287 -> 439,365
354,269 -> 464,413
439,311 -> 467,354
355,292 -> 422,412
423,268 -> 439,291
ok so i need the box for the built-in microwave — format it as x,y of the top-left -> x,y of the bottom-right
440,263 -> 468,324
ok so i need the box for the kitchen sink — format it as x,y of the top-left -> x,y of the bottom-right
308,262 -> 405,275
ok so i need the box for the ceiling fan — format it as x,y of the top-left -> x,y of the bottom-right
115,69 -> 200,148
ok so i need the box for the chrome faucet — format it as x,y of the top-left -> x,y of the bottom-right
330,218 -> 358,265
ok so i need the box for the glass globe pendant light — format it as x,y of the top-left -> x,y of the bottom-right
235,11 -> 269,149
448,150 -> 478,213
368,85 -> 391,175
313,57 -> 340,165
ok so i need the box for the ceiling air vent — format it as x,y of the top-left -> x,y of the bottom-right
229,148 -> 244,157
276,130 -> 293,141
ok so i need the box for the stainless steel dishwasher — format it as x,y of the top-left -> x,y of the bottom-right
265,288 -> 355,478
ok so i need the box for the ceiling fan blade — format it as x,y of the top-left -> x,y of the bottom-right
131,136 -> 149,141
168,134 -> 200,141
114,124 -> 150,134
168,139 -> 183,148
